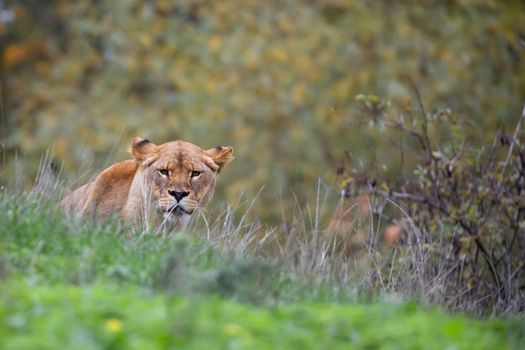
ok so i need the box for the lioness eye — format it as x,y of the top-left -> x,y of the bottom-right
191,171 -> 201,178
158,169 -> 169,176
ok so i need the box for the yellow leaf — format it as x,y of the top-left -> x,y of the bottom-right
208,36 -> 223,53
268,47 -> 288,63
292,84 -> 306,106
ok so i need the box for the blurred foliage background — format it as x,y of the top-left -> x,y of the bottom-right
1,0 -> 524,221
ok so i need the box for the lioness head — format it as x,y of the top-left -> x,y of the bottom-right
129,137 -> 234,227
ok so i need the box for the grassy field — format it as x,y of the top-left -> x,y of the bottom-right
1,192 -> 524,349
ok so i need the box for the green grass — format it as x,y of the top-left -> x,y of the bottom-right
1,192 -> 524,349
2,282 -> 522,350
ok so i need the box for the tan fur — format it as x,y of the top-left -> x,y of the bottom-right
327,194 -> 402,253
61,137 -> 233,231
326,194 -> 370,255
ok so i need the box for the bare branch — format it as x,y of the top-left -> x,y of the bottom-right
503,103 -> 525,171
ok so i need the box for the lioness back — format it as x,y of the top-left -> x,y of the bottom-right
62,160 -> 139,217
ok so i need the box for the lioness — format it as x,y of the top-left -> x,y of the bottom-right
61,137 -> 234,232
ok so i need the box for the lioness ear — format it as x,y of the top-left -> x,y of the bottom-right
206,145 -> 234,172
128,137 -> 158,164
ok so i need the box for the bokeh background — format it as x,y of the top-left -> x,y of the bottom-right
1,0 -> 524,221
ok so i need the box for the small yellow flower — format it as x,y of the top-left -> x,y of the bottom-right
104,318 -> 123,333
223,323 -> 254,345
223,323 -> 243,336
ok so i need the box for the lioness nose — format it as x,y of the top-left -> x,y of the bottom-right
169,190 -> 190,202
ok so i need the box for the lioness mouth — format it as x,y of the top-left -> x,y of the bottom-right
166,205 -> 191,216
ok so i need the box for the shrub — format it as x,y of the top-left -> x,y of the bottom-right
338,93 -> 525,314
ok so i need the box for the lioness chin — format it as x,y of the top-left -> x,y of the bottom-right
61,137 -> 233,233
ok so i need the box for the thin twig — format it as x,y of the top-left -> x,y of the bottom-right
503,103 -> 525,171
409,78 -> 432,162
